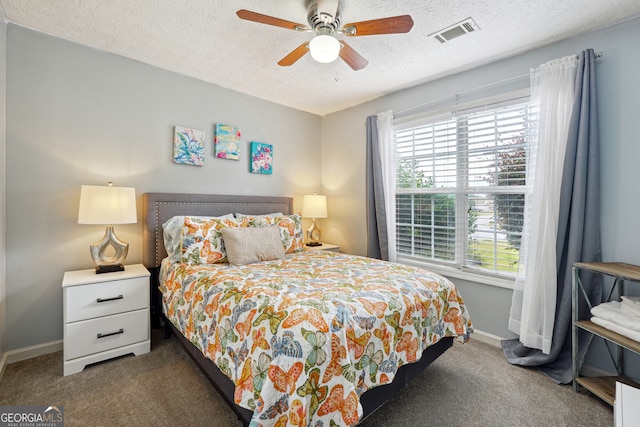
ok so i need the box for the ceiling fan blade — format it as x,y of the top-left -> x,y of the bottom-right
278,43 -> 310,66
339,41 -> 368,71
236,9 -> 307,31
343,15 -> 414,36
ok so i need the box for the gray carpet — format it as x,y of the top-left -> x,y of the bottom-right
0,331 -> 612,427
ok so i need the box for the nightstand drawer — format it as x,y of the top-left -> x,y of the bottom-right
65,276 -> 148,322
64,309 -> 149,360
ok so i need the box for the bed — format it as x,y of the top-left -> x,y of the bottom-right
142,192 -> 472,426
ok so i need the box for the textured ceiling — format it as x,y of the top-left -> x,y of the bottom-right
1,0 -> 640,116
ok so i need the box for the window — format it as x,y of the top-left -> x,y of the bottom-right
394,98 -> 535,278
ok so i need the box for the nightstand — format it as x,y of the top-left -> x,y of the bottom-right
62,264 -> 151,376
305,243 -> 340,253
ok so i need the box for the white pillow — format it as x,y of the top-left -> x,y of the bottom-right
162,214 -> 234,263
221,226 -> 285,266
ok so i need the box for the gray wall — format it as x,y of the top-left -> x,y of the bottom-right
4,17 -> 640,351
4,26 -> 322,350
321,17 -> 640,339
1,16 -> 7,356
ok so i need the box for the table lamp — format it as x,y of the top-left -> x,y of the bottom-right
302,194 -> 327,247
78,182 -> 137,273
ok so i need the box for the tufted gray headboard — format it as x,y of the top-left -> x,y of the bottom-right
142,193 -> 294,269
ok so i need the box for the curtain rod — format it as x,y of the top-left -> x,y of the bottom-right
394,51 -> 602,118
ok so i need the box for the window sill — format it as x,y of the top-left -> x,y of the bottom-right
397,256 -> 515,290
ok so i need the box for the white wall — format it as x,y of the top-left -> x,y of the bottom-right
321,17 -> 640,339
4,26 -> 323,350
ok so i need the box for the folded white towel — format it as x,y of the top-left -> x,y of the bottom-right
621,295 -> 640,307
591,316 -> 640,343
590,301 -> 640,332
620,302 -> 640,319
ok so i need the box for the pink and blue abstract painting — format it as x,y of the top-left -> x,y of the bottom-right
173,126 -> 205,166
250,142 -> 273,175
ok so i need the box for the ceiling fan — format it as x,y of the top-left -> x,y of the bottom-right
236,0 -> 414,71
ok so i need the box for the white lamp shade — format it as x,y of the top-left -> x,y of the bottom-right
309,35 -> 341,63
78,185 -> 137,225
302,194 -> 328,219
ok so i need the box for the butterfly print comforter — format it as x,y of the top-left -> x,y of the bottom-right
160,251 -> 472,427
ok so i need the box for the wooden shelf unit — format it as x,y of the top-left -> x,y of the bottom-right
572,262 -> 640,405
576,320 -> 640,354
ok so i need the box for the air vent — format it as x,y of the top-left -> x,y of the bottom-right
430,18 -> 479,43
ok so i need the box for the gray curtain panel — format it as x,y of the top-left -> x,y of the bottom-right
366,114 -> 389,261
502,49 -> 602,384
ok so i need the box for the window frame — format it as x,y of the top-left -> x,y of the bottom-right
393,89 -> 531,288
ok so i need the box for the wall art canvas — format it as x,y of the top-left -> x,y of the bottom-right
250,142 -> 273,175
214,123 -> 241,160
173,126 -> 206,166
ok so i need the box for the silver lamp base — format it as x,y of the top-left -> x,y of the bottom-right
90,225 -> 129,273
306,218 -> 322,247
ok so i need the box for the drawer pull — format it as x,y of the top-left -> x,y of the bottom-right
96,294 -> 124,303
97,329 -> 124,339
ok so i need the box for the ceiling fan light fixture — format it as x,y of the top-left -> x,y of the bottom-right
309,35 -> 341,63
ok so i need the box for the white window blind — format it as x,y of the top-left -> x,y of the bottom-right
395,99 -> 534,278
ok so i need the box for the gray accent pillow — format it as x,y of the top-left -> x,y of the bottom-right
221,225 -> 285,265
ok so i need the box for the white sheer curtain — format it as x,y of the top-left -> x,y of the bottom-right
508,55 -> 578,354
376,110 -> 396,262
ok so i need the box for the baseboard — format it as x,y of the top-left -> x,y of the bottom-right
0,340 -> 63,384
471,329 -> 504,347
5,339 -> 63,364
